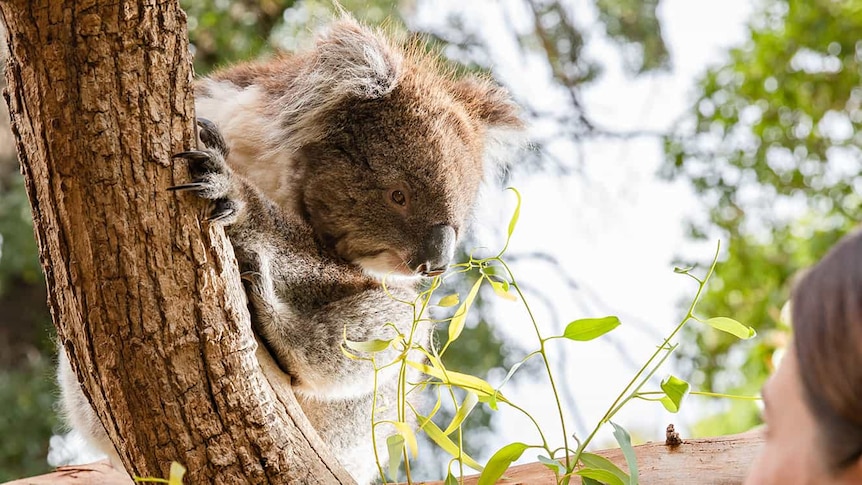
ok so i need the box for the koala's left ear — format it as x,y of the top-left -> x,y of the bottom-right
450,76 -> 523,129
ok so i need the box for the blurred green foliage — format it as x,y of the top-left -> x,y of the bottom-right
0,173 -> 42,294
0,355 -> 59,481
664,0 -> 862,432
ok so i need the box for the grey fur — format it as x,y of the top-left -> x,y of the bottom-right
56,16 -> 522,484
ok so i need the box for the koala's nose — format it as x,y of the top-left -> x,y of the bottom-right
415,224 -> 456,277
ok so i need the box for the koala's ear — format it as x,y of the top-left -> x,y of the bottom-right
450,76 -> 523,129
314,17 -> 402,99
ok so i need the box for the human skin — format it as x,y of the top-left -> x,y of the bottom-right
744,348 -> 862,484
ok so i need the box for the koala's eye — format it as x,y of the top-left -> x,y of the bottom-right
390,190 -> 407,206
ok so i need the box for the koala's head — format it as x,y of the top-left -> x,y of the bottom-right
282,18 -> 522,278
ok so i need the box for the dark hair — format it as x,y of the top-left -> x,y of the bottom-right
792,228 -> 862,471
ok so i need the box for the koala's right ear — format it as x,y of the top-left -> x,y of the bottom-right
450,76 -> 523,130
314,17 -> 403,100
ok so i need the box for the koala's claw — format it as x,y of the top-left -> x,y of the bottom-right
170,118 -> 242,226
205,199 -> 239,222
196,118 -> 229,155
167,182 -> 208,192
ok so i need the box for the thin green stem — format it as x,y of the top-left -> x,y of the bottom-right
636,390 -> 761,400
498,258 -> 570,472
370,358 -> 387,484
503,400 -> 550,451
572,242 -> 721,468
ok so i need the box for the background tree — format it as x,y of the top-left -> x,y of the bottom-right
11,0 -> 832,480
663,0 -> 862,435
0,0 -> 354,481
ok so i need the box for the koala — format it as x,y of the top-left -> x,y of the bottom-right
56,16 -> 521,484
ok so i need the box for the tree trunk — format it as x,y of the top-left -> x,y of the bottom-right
0,1 -> 352,483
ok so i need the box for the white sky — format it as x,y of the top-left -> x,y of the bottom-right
413,0 -> 757,466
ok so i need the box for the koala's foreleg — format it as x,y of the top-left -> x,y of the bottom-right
171,119 -> 425,400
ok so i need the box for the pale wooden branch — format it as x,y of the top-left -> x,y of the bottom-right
418,429 -> 764,485
7,430 -> 763,484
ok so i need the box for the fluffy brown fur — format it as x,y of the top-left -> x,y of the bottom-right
58,15 -> 522,484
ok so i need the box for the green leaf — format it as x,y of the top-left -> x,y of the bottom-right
659,375 -> 691,413
673,266 -> 694,274
497,361 -> 525,390
576,468 -> 626,485
580,452 -> 629,484
703,317 -> 756,340
389,421 -> 419,458
134,462 -> 186,484
405,360 -> 500,400
537,455 -> 565,475
444,471 -> 459,485
581,478 -> 603,485
449,277 -> 483,344
562,316 -> 621,341
477,442 -> 530,485
417,414 -> 483,472
611,421 -> 639,485
386,434 -> 404,479
443,391 -> 479,435
168,462 -> 186,485
505,187 -> 522,239
438,293 -> 460,307
344,338 -> 392,353
489,279 -> 517,302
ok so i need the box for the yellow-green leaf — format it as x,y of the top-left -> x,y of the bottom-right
477,442 -> 530,485
563,316 -> 621,341
168,462 -> 186,485
576,468 -> 626,485
611,421 -> 639,484
703,317 -> 756,340
580,453 -> 629,484
449,277 -> 483,344
659,375 -> 690,413
344,338 -> 392,353
444,471 -> 458,485
418,414 -> 483,471
386,434 -> 404,479
438,293 -> 460,307
443,391 -> 479,435
506,187 -> 522,238
406,360 -> 499,399
389,421 -> 419,459
489,279 -> 517,302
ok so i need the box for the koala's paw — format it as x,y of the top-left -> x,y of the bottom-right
169,118 -> 243,225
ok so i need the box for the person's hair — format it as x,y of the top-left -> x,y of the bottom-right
792,228 -> 862,472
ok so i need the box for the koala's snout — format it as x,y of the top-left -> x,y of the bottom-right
415,224 -> 456,277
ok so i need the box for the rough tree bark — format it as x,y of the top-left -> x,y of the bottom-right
0,1 -> 352,483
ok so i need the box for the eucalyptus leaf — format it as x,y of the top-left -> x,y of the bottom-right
611,421 -> 639,484
477,442 -> 530,485
417,414 -> 483,472
168,462 -> 186,485
406,360 -> 499,399
443,391 -> 479,435
703,317 -> 756,340
444,471 -> 458,485
386,434 -> 404,479
448,277 -> 483,344
489,279 -> 517,301
659,375 -> 691,413
438,293 -> 460,307
563,316 -> 621,341
344,338 -> 392,353
537,455 -> 565,475
389,421 -> 419,458
506,187 -> 522,238
580,452 -> 629,484
576,468 -> 626,485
